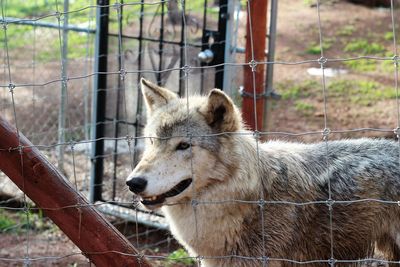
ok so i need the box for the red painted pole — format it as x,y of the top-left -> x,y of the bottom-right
0,116 -> 151,267
242,0 -> 268,131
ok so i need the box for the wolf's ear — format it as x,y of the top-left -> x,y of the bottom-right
200,89 -> 240,132
140,78 -> 177,113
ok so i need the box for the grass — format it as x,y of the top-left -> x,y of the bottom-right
306,40 -> 333,55
279,80 -> 320,100
336,25 -> 356,37
0,25 -> 33,50
166,248 -> 195,266
328,79 -> 396,105
2,0 -> 209,62
341,37 -> 394,72
0,208 -> 55,233
344,59 -> 378,72
277,79 -> 396,107
0,209 -> 17,232
303,0 -> 315,6
3,0 -> 94,24
342,39 -> 386,72
344,39 -> 386,55
294,101 -> 315,115
2,3 -> 94,61
384,31 -> 394,41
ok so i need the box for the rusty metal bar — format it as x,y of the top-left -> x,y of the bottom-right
242,0 -> 268,131
0,116 -> 151,267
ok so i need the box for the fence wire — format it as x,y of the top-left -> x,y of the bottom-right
1,0 -> 400,266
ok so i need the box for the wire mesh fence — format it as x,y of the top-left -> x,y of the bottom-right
0,0 -> 400,266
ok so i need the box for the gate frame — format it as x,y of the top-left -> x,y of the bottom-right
89,0 -> 236,205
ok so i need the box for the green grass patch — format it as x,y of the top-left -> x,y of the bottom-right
303,0 -> 315,6
0,207 -> 54,233
278,78 -> 394,109
328,79 -> 396,105
306,40 -> 332,55
336,25 -> 355,36
166,248 -> 195,266
278,79 -> 320,100
294,101 -> 315,115
3,0 -> 95,25
0,209 -> 17,232
344,59 -> 377,72
344,39 -> 386,55
384,31 -> 394,41
0,25 -> 33,50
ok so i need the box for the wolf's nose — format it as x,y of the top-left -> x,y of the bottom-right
126,177 -> 147,194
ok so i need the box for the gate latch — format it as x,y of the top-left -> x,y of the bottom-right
197,49 -> 214,64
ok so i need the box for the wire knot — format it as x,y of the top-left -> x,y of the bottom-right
249,60 -> 257,72
261,256 -> 269,264
23,257 -> 31,267
1,20 -> 7,30
113,2 -> 122,10
119,68 -> 126,81
54,11 -> 62,20
326,199 -> 335,210
125,135 -> 133,144
258,199 -> 266,207
318,57 -> 327,65
8,83 -> 15,93
191,199 -> 198,207
62,76 -> 68,87
393,55 -> 399,66
182,64 -> 191,75
394,127 -> 400,137
69,141 -> 76,151
322,128 -> 331,140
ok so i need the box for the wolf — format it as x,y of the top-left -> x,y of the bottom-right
126,78 -> 400,267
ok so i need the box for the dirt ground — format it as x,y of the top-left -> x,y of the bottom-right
1,0 -> 400,266
269,0 -> 400,141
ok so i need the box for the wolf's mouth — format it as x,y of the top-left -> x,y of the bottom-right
141,178 -> 193,206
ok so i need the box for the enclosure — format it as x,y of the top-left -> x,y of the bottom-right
1,0 -> 400,266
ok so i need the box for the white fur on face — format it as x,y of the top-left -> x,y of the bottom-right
127,138 -> 220,206
128,142 -> 191,195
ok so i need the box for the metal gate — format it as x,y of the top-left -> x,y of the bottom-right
89,0 -> 240,219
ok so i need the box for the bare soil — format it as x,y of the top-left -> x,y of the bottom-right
269,0 -> 400,141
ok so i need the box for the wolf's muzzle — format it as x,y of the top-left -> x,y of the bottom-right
126,177 -> 147,194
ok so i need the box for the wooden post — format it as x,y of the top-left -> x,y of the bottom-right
242,0 -> 268,131
0,116 -> 151,267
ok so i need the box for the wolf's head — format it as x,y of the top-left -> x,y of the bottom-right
126,78 -> 243,209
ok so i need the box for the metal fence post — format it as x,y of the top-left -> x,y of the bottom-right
90,0 -> 110,203
57,0 -> 69,173
214,0 -> 228,90
263,0 -> 278,132
222,0 -> 240,96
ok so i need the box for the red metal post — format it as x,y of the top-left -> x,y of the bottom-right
242,0 -> 268,131
0,116 -> 151,267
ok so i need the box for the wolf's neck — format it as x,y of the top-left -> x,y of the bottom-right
162,200 -> 255,261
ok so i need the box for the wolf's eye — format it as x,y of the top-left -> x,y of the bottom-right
176,142 -> 190,150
